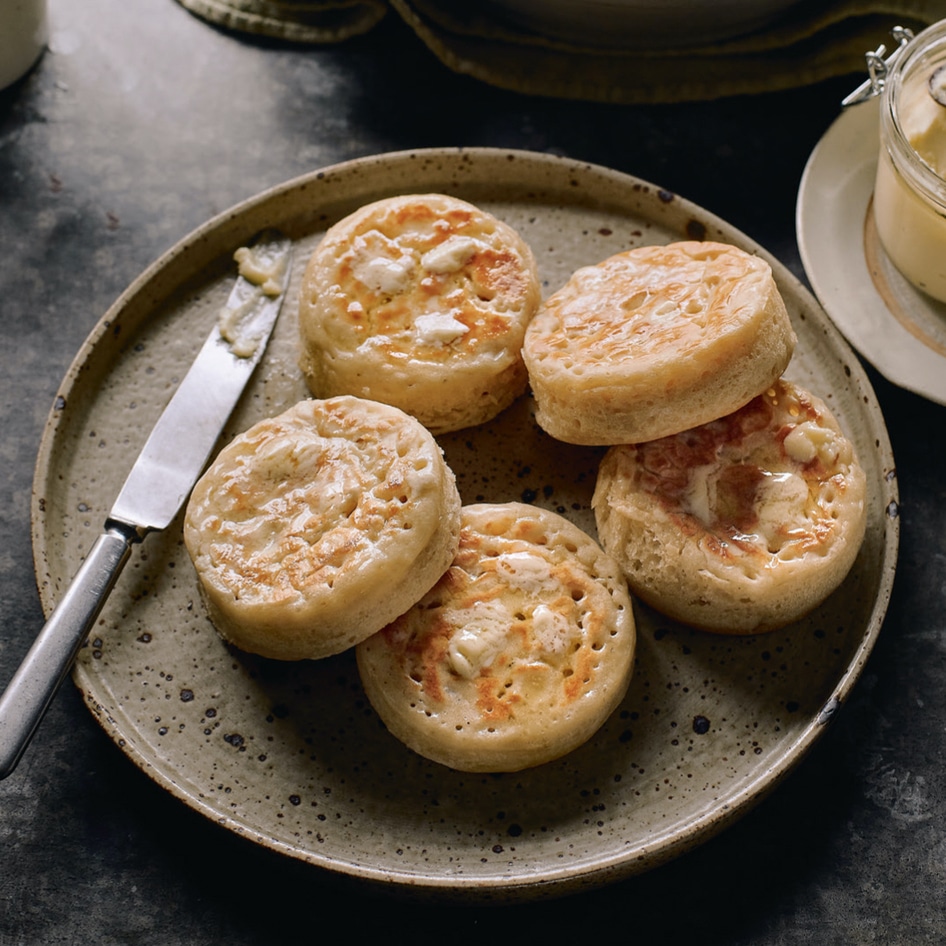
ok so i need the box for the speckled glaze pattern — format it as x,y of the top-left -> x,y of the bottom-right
30,149 -> 898,901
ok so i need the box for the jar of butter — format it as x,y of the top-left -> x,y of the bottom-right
873,20 -> 946,303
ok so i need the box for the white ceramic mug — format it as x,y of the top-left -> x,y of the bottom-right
0,0 -> 48,91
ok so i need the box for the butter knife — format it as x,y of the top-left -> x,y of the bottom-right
0,229 -> 293,778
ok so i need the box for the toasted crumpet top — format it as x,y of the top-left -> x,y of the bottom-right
298,194 -> 540,433
356,502 -> 636,772
592,380 -> 868,633
522,240 -> 796,444
183,396 -> 461,659
526,241 -> 779,384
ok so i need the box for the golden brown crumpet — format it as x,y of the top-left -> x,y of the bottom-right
356,503 -> 636,772
592,380 -> 867,634
298,193 -> 541,435
522,241 -> 797,445
183,397 -> 462,661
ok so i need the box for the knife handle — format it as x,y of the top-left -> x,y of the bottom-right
0,526 -> 135,779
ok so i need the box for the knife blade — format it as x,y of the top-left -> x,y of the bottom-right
0,229 -> 293,778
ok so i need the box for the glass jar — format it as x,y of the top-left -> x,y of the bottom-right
873,19 -> 946,303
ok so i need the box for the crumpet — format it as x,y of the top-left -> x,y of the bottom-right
522,241 -> 796,445
592,379 -> 867,634
183,396 -> 461,660
298,193 -> 541,434
356,502 -> 636,772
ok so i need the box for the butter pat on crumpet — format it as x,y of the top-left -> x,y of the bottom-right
356,502 -> 636,772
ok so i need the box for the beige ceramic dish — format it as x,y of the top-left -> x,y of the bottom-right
32,148 -> 898,901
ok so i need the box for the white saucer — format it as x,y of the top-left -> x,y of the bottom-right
796,95 -> 946,407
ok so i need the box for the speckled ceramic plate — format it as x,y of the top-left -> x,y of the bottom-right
32,148 -> 898,901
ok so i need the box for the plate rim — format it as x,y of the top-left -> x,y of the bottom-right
31,146 -> 900,898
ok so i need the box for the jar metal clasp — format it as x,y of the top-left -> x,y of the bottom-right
842,26 -> 915,106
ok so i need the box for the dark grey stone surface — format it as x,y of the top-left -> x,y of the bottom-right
1,1 -> 944,942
